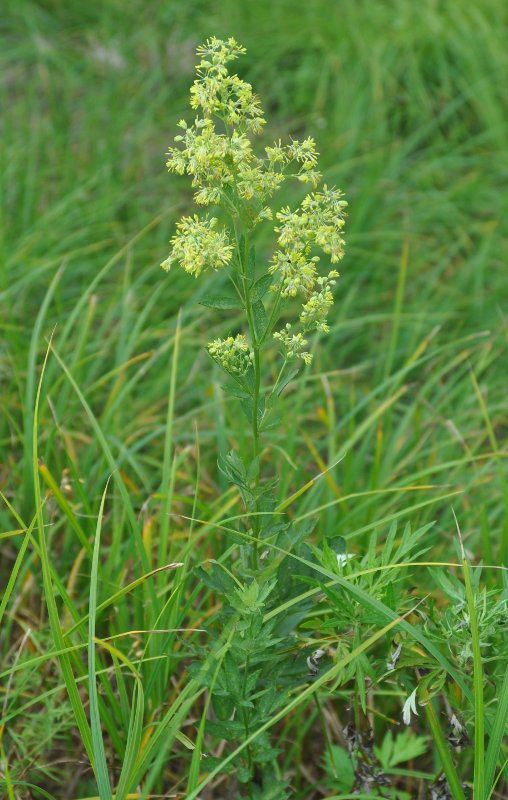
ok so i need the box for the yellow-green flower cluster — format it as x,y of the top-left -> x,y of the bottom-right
165,38 -> 323,227
273,324 -> 312,365
162,38 -> 347,369
265,137 -> 321,185
270,247 -> 320,297
300,187 -> 348,261
269,186 -> 347,324
208,334 -> 253,375
161,215 -> 233,277
191,37 -> 265,133
271,186 -> 347,281
300,270 -> 339,332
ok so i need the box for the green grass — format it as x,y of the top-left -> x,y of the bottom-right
1,0 -> 507,797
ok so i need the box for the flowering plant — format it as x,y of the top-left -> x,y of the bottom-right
162,36 -> 347,566
162,37 -> 347,798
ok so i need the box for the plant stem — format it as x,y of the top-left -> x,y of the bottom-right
237,230 -> 263,569
251,342 -> 261,569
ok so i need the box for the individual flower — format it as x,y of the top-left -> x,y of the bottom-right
386,642 -> 402,671
208,334 -> 253,375
273,186 -> 347,259
265,140 -> 288,165
273,324 -> 312,364
286,136 -> 318,167
336,552 -> 355,568
307,648 -> 326,675
273,205 -> 309,250
402,688 -> 419,725
161,215 -> 233,277
236,160 -> 285,202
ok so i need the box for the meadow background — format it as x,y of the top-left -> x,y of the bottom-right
1,0 -> 507,798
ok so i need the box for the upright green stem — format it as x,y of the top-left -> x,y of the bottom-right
240,230 -> 262,568
251,343 -> 261,565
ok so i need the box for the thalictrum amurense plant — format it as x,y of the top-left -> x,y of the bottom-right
160,35 -> 350,799
161,36 -> 347,571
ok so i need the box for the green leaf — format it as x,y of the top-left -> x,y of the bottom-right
460,533 -> 485,800
33,340 -> 95,770
322,744 -> 355,792
321,538 -> 340,574
259,413 -> 282,432
384,581 -> 396,611
194,563 -> 237,596
247,456 -> 260,483
212,693 -> 235,721
252,746 -> 281,763
252,300 -> 267,341
200,756 -> 233,775
223,652 -> 243,698
261,522 -> 290,541
199,294 -> 242,309
424,700 -> 466,800
328,535 -> 346,555
206,719 -> 246,738
218,449 -> 247,487
251,273 -> 273,302
247,245 -> 256,283
221,382 -> 251,399
114,681 -> 144,800
217,446 -> 252,505
237,765 -> 252,783
275,367 -> 301,397
240,395 -> 264,428
257,682 -> 277,718
374,729 -> 428,768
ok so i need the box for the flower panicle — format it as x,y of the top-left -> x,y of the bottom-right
274,324 -> 312,365
162,37 -> 347,359
161,215 -> 233,277
208,334 -> 253,375
268,184 -> 347,333
300,269 -> 339,333
190,36 -> 265,134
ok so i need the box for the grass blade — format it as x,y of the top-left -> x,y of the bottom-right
114,681 -> 144,800
484,670 -> 508,796
32,335 -> 94,767
424,699 -> 466,800
48,343 -> 156,609
88,480 -> 114,800
0,509 -> 36,629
